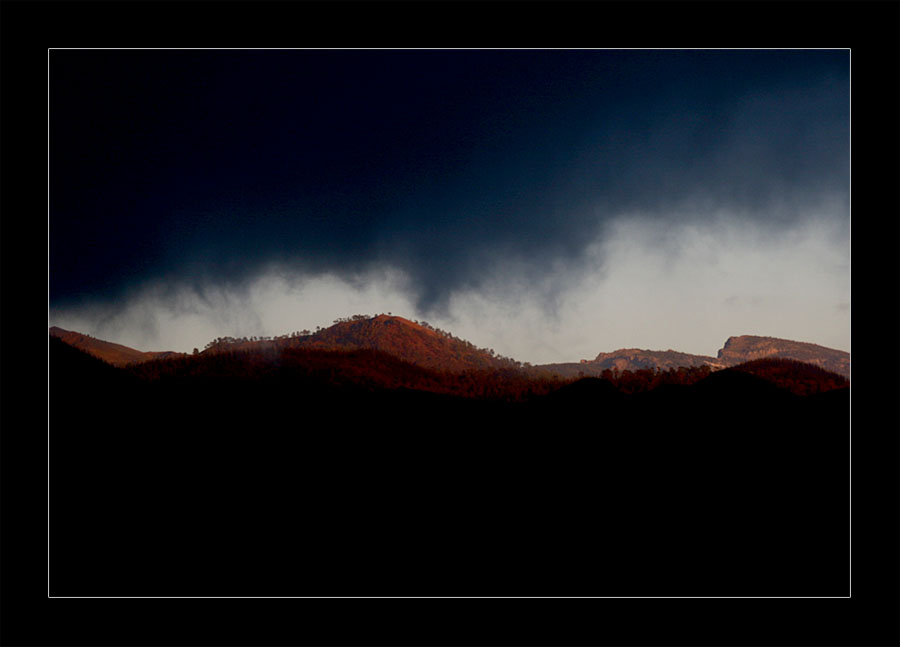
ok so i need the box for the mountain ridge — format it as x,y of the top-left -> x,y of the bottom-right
48,327 -> 851,597
49,316 -> 849,378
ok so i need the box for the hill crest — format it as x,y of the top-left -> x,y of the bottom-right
201,314 -> 522,373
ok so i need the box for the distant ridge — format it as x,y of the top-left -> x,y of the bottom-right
541,335 -> 849,379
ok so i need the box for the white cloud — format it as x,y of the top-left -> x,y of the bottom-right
427,202 -> 850,363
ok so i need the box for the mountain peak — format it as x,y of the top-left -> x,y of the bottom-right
303,314 -> 517,372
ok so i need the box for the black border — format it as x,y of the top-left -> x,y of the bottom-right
4,1 -> 898,645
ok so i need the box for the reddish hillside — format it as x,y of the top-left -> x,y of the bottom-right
300,315 -> 521,372
49,326 -> 185,367
202,314 -> 521,373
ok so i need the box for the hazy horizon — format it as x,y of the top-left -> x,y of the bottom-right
49,49 -> 850,363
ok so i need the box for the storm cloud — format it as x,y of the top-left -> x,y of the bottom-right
49,49 -> 850,361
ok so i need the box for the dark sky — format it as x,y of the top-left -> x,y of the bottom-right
49,49 -> 850,359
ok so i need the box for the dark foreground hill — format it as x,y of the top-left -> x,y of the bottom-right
48,336 -> 849,597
